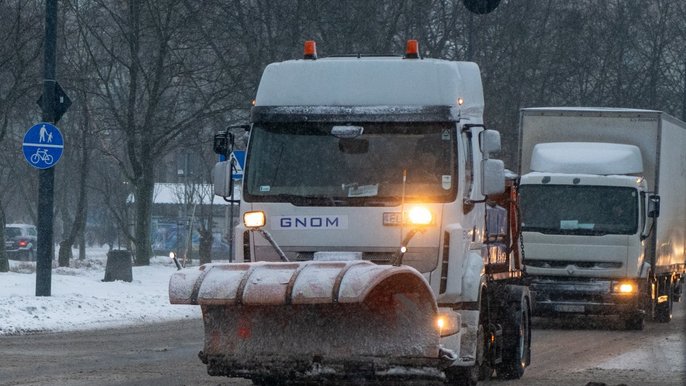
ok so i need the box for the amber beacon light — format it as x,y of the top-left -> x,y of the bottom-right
405,39 -> 420,59
304,40 -> 317,60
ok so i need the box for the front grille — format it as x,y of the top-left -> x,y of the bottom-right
525,259 -> 622,270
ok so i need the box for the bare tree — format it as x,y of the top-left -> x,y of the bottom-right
3,0 -> 684,273
0,0 -> 43,271
68,0 -> 233,265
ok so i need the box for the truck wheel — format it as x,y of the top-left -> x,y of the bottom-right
655,277 -> 673,323
623,312 -> 644,330
496,296 -> 531,380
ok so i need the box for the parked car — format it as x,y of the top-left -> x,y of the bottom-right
5,223 -> 37,261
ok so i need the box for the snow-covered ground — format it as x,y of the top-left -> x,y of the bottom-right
0,247 -> 201,336
1,246 -> 684,381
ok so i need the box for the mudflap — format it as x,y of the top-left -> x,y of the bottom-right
170,260 -> 447,383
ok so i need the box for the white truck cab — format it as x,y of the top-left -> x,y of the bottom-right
176,41 -> 531,385
518,107 -> 686,330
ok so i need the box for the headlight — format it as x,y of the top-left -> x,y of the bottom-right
244,211 -> 266,229
407,206 -> 432,226
434,309 -> 460,337
612,281 -> 636,294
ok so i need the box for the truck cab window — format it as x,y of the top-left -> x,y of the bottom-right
244,122 -> 457,205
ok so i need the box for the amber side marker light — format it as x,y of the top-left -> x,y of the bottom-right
169,252 -> 182,270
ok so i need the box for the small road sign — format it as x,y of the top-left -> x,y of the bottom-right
36,81 -> 72,123
230,150 -> 246,180
22,123 -> 64,169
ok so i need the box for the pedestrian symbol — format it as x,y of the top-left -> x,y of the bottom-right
22,123 -> 64,169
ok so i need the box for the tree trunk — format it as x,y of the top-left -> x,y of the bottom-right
0,205 -> 8,272
198,223 -> 213,265
58,104 -> 91,267
78,231 -> 86,260
57,240 -> 72,267
133,168 -> 154,266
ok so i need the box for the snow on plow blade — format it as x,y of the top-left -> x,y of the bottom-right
170,260 -> 443,381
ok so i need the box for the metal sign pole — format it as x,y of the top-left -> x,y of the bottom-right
35,0 -> 58,296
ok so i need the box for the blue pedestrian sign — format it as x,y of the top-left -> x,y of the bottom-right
22,123 -> 64,169
230,150 -> 246,180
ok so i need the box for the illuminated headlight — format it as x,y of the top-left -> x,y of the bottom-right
244,211 -> 266,229
408,206 -> 432,226
434,309 -> 460,337
612,281 -> 636,294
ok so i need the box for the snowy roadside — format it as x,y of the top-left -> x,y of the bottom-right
0,247 -> 201,336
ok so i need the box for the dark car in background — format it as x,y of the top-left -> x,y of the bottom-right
5,223 -> 38,261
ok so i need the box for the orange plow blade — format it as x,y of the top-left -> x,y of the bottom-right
170,260 -> 447,382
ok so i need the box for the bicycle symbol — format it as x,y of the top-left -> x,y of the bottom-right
30,148 -> 54,165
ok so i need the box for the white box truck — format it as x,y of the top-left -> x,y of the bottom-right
171,40 -> 532,384
518,107 -> 686,330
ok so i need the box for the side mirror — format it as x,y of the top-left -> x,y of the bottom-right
481,159 -> 505,196
213,161 -> 234,198
479,129 -> 501,158
213,131 -> 234,157
648,194 -> 660,218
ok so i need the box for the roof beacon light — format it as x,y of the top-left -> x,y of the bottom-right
405,39 -> 420,59
304,40 -> 317,60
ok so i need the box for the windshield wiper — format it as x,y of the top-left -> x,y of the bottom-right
522,226 -> 558,233
261,193 -> 405,207
267,194 -> 349,206
523,227 -> 608,236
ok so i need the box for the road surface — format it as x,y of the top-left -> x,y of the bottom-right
1,301 -> 683,385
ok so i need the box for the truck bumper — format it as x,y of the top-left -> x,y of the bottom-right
529,277 -> 641,316
203,352 -> 450,383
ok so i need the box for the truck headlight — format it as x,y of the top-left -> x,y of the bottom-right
612,281 -> 636,295
244,211 -> 266,229
408,206 -> 432,226
434,309 -> 460,337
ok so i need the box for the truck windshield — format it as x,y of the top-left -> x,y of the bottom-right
519,185 -> 638,235
243,122 -> 457,206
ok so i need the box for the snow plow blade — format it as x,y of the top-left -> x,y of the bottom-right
170,260 -> 447,382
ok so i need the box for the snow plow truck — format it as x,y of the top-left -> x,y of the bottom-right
169,40 -> 531,385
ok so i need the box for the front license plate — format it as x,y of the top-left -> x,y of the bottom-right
555,304 -> 584,313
